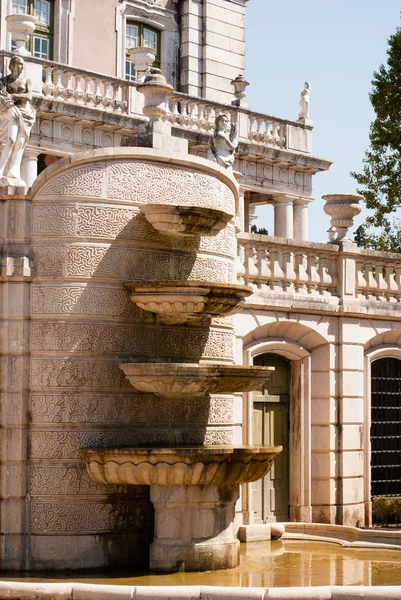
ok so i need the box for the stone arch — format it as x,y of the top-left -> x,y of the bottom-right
242,320 -> 330,524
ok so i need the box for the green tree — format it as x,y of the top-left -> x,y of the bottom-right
351,23 -> 401,252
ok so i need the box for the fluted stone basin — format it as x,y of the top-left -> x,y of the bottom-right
125,281 -> 253,322
140,204 -> 233,236
84,445 -> 282,486
119,363 -> 274,396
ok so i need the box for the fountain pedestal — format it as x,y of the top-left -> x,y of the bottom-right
150,484 -> 239,571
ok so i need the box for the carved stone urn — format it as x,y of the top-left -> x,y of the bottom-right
137,69 -> 173,121
127,46 -> 157,81
322,193 -> 363,243
6,14 -> 36,55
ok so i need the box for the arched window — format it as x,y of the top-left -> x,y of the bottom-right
125,21 -> 160,81
11,0 -> 53,59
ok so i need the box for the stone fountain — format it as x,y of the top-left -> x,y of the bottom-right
29,71 -> 280,573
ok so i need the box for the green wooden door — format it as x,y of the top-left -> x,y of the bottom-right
253,353 -> 290,523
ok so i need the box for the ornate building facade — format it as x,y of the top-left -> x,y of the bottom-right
0,0 -> 399,572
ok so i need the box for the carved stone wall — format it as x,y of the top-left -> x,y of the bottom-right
22,148 -> 239,570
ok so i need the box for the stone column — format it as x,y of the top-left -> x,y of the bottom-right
293,198 -> 310,241
21,149 -> 39,189
274,196 -> 294,238
150,484 -> 240,572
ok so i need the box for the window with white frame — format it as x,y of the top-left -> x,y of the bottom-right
125,21 -> 160,81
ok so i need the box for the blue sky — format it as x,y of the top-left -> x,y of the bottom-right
245,0 -> 401,242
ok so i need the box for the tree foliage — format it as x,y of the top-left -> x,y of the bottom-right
351,23 -> 401,252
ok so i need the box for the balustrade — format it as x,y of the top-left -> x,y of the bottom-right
237,235 -> 339,298
356,251 -> 401,303
42,64 -> 130,114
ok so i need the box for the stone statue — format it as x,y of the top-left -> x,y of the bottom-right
298,81 -> 311,121
208,113 -> 238,172
0,55 -> 36,187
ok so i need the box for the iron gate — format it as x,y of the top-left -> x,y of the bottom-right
371,357 -> 401,497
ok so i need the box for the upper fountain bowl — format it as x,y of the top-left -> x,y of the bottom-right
140,204 -> 233,236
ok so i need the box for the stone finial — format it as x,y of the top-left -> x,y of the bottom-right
207,113 -> 238,173
298,81 -> 311,123
6,14 -> 36,56
231,74 -> 249,107
127,46 -> 157,82
323,194 -> 363,243
137,68 -> 173,122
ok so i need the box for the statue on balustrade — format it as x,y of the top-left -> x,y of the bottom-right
0,55 -> 36,187
208,113 -> 238,172
298,81 -> 311,121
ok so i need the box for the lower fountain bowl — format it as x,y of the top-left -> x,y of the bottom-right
84,445 -> 282,486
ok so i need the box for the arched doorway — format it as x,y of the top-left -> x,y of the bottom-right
253,353 -> 290,522
371,357 -> 401,498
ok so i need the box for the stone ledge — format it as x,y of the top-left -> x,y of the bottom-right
0,582 -> 400,600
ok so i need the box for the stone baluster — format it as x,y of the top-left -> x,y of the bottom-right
374,260 -> 387,299
294,251 -> 308,294
255,247 -> 269,290
42,65 -> 55,97
73,73 -> 84,104
102,80 -> 113,109
365,261 -> 377,300
93,77 -> 103,106
246,246 -> 258,285
247,115 -> 256,141
187,101 -> 196,129
272,121 -> 281,145
318,254 -> 332,296
198,103 -> 206,132
83,75 -> 94,106
279,123 -> 286,148
205,105 -> 214,132
328,254 -> 339,296
394,264 -> 401,302
235,244 -> 245,283
53,68 -> 65,99
269,247 -> 284,292
306,253 -> 320,295
65,71 -> 74,101
113,83 -> 122,112
168,97 -> 179,125
282,249 -> 296,292
356,258 -> 367,299
178,99 -> 189,127
385,261 -> 398,302
255,117 -> 264,143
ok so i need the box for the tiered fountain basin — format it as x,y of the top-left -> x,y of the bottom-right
140,204 -> 233,236
84,446 -> 281,486
119,363 -> 274,396
85,445 -> 281,572
125,281 -> 253,323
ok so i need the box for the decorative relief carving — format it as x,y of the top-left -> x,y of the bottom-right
81,128 -> 94,145
30,394 -> 234,425
31,284 -> 148,319
102,132 -> 114,147
39,120 -> 52,137
77,206 -> 137,239
32,245 -> 65,277
61,124 -> 73,142
30,429 -> 233,459
30,500 -> 148,533
30,466 -> 130,496
106,161 -> 234,214
32,205 -> 78,236
30,322 -> 233,360
37,165 -> 103,197
31,358 -> 128,388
